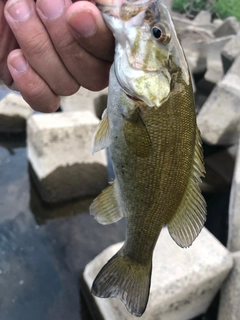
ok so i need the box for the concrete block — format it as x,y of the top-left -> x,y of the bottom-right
214,17 -> 239,38
228,140 -> 240,252
60,87 -> 108,114
204,36 -> 234,86
206,144 -> 237,185
197,57 -> 240,145
0,93 -> 33,133
201,144 -> 237,193
221,32 -> 240,73
83,227 -> 233,320
213,19 -> 223,29
218,251 -> 240,320
193,10 -> 211,26
179,28 -> 213,75
27,111 -> 108,203
172,16 -> 192,32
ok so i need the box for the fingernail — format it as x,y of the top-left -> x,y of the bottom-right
6,0 -> 31,22
37,0 -> 64,20
68,11 -> 96,37
10,54 -> 28,73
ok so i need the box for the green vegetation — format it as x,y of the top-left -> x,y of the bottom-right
172,0 -> 240,20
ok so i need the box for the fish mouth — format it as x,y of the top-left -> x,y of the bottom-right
125,93 -> 145,104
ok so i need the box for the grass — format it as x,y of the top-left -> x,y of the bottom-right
172,0 -> 240,20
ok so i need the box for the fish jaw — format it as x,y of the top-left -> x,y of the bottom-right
115,44 -> 171,107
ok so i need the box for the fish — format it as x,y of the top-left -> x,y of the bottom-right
89,0 -> 207,317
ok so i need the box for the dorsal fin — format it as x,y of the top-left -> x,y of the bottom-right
92,109 -> 111,155
90,180 -> 124,225
167,128 -> 207,248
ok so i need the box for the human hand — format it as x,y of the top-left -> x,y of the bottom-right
2,0 -> 114,112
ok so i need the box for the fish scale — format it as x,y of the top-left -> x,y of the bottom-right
89,0 -> 206,316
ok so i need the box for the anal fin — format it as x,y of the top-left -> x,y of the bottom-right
167,128 -> 207,248
92,109 -> 111,155
90,180 -> 124,225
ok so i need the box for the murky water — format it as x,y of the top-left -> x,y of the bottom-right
0,84 -> 229,320
0,84 -> 126,320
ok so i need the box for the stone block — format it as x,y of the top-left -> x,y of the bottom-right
193,10 -> 211,26
204,36 -> 234,86
60,87 -> 108,114
201,144 -> 237,193
206,144 -> 237,184
227,140 -> 240,252
83,227 -> 233,320
0,93 -> 33,133
179,28 -> 214,75
197,57 -> 240,145
221,32 -> 240,74
214,17 -> 239,38
218,251 -> 240,320
172,16 -> 192,32
27,111 -> 108,203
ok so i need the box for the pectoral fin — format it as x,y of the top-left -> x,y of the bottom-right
123,109 -> 152,158
167,128 -> 206,248
90,180 -> 124,225
92,109 -> 111,155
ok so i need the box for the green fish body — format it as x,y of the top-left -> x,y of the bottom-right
90,0 -> 206,316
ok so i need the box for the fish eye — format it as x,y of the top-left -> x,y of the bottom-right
152,27 -> 162,39
151,25 -> 170,44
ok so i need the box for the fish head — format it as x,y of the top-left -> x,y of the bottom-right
99,0 -> 190,107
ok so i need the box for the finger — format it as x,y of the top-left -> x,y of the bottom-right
4,0 -> 79,96
35,0 -> 112,91
8,49 -> 60,112
66,1 -> 115,62
0,0 -> 18,86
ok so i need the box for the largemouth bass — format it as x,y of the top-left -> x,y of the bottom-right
90,0 -> 206,316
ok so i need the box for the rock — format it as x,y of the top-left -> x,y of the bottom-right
227,141 -> 240,252
218,251 -> 240,320
203,36 -> 234,87
27,111 -> 108,204
60,87 -> 108,114
206,144 -> 237,184
0,93 -> 33,133
197,56 -> 240,146
173,16 -> 193,32
179,29 -> 213,75
193,10 -> 211,26
214,17 -> 239,38
213,19 -> 223,29
201,144 -> 238,193
221,31 -> 240,73
83,228 -> 233,320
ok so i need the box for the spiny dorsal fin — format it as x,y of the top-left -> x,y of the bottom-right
123,108 -> 152,158
167,128 -> 206,248
90,180 -> 124,225
92,109 -> 111,155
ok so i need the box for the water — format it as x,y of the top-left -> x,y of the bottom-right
0,130 -> 125,319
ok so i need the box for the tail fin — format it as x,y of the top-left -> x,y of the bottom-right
91,248 -> 152,317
